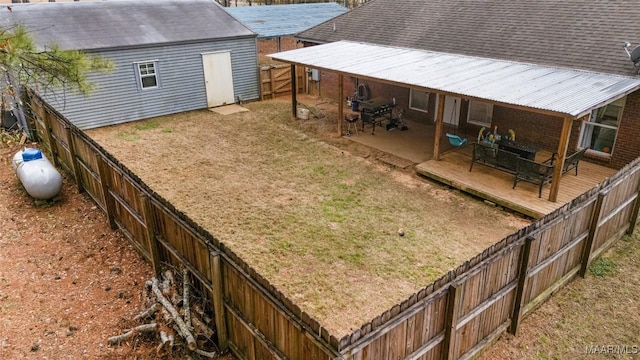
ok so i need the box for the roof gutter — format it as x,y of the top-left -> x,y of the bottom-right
74,34 -> 259,53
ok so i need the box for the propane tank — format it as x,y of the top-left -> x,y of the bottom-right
12,148 -> 63,200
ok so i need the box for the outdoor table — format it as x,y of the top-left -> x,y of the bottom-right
497,139 -> 539,160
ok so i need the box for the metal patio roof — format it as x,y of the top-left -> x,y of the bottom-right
226,3 -> 348,39
270,41 -> 640,118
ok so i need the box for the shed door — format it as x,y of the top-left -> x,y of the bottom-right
202,51 -> 235,108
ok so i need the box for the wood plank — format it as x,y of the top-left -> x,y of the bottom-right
580,191 -> 605,277
510,236 -> 533,335
210,252 -> 229,351
442,283 -> 462,360
416,148 -> 615,218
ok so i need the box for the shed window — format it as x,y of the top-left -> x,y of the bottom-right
135,61 -> 159,90
579,97 -> 625,156
467,100 -> 493,127
409,89 -> 429,113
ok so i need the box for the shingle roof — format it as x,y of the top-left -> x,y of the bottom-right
226,3 -> 347,39
0,0 -> 256,51
297,0 -> 640,76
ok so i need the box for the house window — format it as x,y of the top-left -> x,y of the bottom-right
579,97 -> 626,155
409,89 -> 429,112
135,61 -> 159,90
467,100 -> 493,126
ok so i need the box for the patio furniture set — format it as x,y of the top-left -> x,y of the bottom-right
469,141 -> 586,197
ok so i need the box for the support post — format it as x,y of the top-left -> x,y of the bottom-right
509,236 -> 534,335
433,94 -> 446,161
579,191 -> 606,277
96,155 -> 117,230
338,74 -> 344,137
210,251 -> 228,351
291,64 -> 297,119
549,116 -> 573,202
64,126 -> 84,193
442,283 -> 461,360
140,194 -> 162,276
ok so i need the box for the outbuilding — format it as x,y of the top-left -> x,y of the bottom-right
1,0 -> 259,129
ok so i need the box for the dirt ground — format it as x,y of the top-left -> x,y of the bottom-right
0,141 -> 233,359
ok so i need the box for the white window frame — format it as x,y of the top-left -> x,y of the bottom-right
409,89 -> 429,113
134,60 -> 160,90
467,100 -> 493,127
579,96 -> 626,157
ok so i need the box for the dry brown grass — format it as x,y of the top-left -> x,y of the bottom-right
86,99 -> 530,336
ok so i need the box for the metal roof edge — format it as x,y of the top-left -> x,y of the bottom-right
79,35 -> 258,53
335,40 -> 640,81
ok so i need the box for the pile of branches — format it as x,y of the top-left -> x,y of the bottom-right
108,268 -> 219,358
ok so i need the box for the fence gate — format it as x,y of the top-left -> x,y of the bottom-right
260,64 -> 305,100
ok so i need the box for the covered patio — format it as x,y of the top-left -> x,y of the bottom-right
299,105 -> 616,218
270,41 -> 640,214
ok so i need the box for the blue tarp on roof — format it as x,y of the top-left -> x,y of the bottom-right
226,3 -> 348,39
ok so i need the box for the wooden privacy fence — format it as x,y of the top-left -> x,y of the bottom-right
25,88 -> 640,360
260,64 -> 306,100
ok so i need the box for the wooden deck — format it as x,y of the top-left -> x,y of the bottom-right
415,146 -> 617,218
297,96 -> 617,219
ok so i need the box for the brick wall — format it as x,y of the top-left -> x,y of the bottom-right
258,36 -> 301,64
609,91 -> 640,168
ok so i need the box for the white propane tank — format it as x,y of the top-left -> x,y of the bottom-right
12,148 -> 63,200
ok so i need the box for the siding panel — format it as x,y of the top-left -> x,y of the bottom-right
43,39 -> 258,129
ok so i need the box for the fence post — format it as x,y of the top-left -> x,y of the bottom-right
442,282 -> 461,360
210,251 -> 229,352
64,126 -> 84,194
579,191 -> 606,277
96,155 -> 117,230
509,236 -> 534,335
42,111 -> 58,167
140,194 -> 162,276
626,179 -> 640,235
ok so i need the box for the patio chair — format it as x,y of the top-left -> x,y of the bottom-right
446,133 -> 468,147
513,157 -> 554,198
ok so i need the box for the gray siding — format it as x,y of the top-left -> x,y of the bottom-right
43,38 -> 258,129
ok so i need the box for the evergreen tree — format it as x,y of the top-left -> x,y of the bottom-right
0,24 -> 113,97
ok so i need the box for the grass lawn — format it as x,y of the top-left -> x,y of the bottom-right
86,99 -> 530,336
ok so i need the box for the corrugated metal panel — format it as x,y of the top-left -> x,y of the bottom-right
226,3 -> 347,39
270,41 -> 640,117
43,39 -> 259,130
0,0 -> 256,51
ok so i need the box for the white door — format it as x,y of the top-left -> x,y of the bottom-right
442,96 -> 461,126
202,51 -> 235,108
